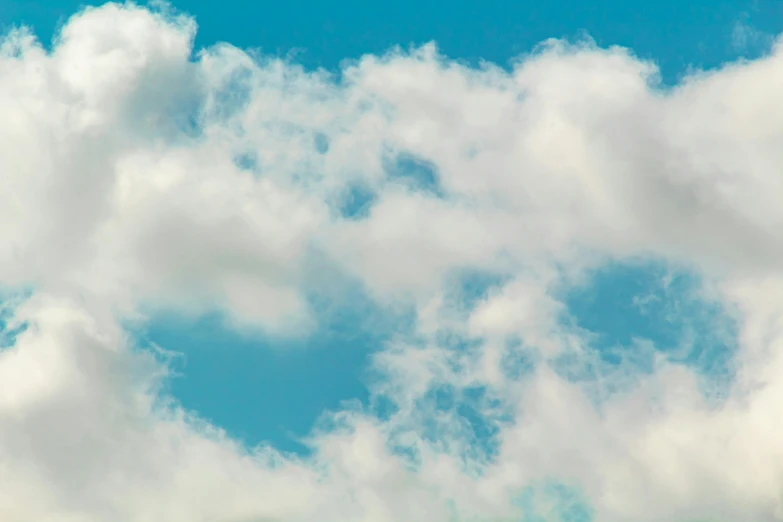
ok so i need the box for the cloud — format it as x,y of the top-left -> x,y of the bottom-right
3,1 -> 783,521
731,16 -> 775,57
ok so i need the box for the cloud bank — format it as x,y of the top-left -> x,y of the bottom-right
2,2 -> 783,521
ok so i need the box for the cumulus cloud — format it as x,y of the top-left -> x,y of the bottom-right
4,2 -> 783,521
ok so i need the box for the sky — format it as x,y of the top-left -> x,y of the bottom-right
2,1 -> 783,521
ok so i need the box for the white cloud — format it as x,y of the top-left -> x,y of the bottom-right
4,2 -> 783,521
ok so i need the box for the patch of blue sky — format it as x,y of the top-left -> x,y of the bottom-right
412,383 -> 507,469
232,150 -> 258,172
338,182 -> 377,219
368,391 -> 399,423
134,273 -> 412,455
501,338 -> 540,381
313,132 -> 329,154
0,319 -> 26,350
385,152 -> 443,197
339,152 -> 443,219
514,481 -> 594,522
0,287 -> 32,350
457,385 -> 509,459
559,259 -> 738,399
140,314 -> 371,455
450,268 -> 509,311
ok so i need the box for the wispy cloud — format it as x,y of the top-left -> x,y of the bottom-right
731,15 -> 775,56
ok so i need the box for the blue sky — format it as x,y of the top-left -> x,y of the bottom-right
2,1 -> 783,520
3,0 -> 782,78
